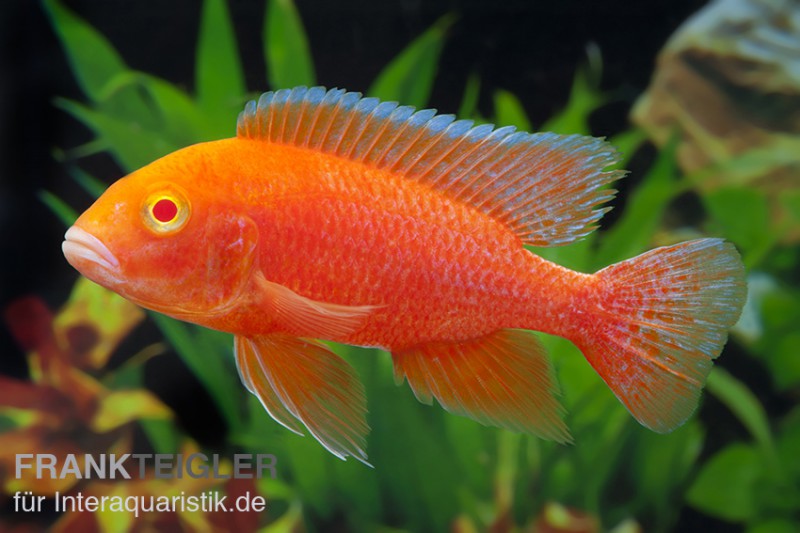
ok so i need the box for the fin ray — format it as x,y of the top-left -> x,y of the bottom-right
234,334 -> 370,464
392,329 -> 571,442
234,336 -> 305,435
237,87 -> 625,246
580,238 -> 747,432
255,273 -> 379,338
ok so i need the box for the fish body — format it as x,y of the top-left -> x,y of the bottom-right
63,87 -> 747,464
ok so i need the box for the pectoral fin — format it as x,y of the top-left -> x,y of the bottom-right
255,273 -> 379,338
234,333 -> 370,464
393,329 -> 571,443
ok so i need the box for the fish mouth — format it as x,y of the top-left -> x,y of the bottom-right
62,226 -> 121,282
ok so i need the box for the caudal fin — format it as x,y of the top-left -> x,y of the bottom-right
577,238 -> 747,432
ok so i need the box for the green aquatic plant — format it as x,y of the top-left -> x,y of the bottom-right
29,0 -> 800,531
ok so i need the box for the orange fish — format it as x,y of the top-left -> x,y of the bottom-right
63,86 -> 746,464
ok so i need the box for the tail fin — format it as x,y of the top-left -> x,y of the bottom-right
577,238 -> 747,432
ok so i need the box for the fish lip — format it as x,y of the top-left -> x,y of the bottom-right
62,226 -> 121,274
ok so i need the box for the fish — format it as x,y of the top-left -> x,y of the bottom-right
62,86 -> 747,465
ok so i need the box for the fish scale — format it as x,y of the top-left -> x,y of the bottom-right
63,87 -> 746,464
248,153 -> 537,348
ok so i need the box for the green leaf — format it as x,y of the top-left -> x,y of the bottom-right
55,98 -> 178,172
326,347 -> 383,522
769,331 -> 800,390
495,430 -> 522,512
529,234 -> 596,273
94,80 -> 160,130
368,15 -> 455,108
631,421 -> 704,524
90,389 -> 172,432
458,73 -> 481,119
140,419 -> 182,455
39,190 -> 77,226
68,167 -> 107,198
493,89 -> 532,131
261,500 -> 304,532
111,72 -> 215,143
43,0 -> 155,124
541,61 -> 606,135
331,449 -> 382,523
41,0 -> 128,103
572,404 -> 630,514
747,520 -> 800,533
703,187 -> 770,253
368,355 -> 461,532
592,134 -> 681,269
265,0 -> 316,89
686,443 -> 762,522
281,430 -> 335,517
609,128 -> 647,168
707,368 -> 779,473
755,287 -> 800,390
761,289 -> 800,333
333,459 -> 384,522
149,313 -> 243,433
232,394 -> 289,458
780,189 -> 800,222
777,407 -> 800,481
444,414 -> 492,492
196,0 -> 246,132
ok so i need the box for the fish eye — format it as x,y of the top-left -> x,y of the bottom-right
152,197 -> 178,223
142,190 -> 190,235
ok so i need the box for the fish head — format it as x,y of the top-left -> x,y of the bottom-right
63,145 -> 260,318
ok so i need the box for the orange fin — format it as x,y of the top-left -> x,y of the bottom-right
234,336 -> 304,435
237,87 -> 625,246
255,273 -> 379,338
392,329 -> 571,442
580,238 -> 747,432
234,334 -> 370,464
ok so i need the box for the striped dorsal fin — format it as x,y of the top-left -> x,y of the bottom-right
236,86 -> 625,246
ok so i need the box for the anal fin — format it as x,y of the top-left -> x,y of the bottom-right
392,329 -> 570,443
234,334 -> 370,464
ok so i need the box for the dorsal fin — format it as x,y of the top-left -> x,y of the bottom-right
237,86 -> 625,246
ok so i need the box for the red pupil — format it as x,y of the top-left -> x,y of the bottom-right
152,198 -> 178,223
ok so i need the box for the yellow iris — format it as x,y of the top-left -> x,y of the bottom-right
142,190 -> 190,234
